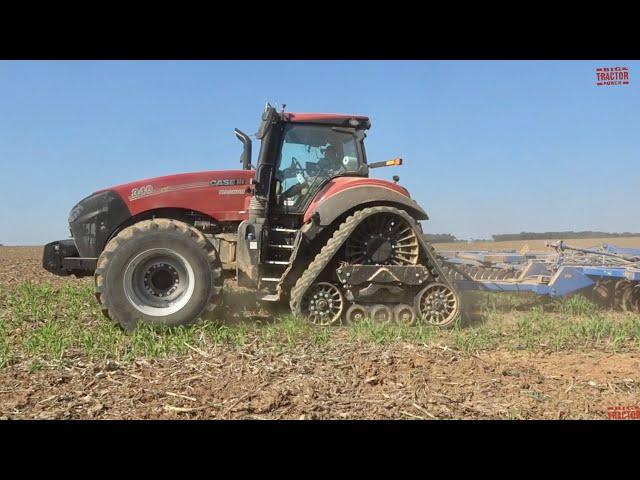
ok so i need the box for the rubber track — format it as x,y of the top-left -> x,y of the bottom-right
289,206 -> 458,316
94,218 -> 223,328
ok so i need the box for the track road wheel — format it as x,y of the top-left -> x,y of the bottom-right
370,304 -> 393,324
345,304 -> 369,325
393,304 -> 416,326
415,282 -> 460,329
94,219 -> 223,331
300,282 -> 345,326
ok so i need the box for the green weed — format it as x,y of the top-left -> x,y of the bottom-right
2,281 -> 640,369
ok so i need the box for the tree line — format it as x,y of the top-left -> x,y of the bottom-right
424,232 -> 640,243
492,231 -> 640,241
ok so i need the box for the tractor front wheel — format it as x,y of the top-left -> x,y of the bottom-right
94,219 -> 223,331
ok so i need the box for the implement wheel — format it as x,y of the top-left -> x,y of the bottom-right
622,283 -> 640,313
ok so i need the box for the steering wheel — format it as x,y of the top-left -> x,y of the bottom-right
281,181 -> 305,200
291,156 -> 303,172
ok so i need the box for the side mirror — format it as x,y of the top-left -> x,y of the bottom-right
234,128 -> 252,170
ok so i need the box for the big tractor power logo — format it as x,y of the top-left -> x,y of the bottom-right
596,66 -> 630,86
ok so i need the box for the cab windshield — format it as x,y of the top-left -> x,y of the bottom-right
276,124 -> 363,210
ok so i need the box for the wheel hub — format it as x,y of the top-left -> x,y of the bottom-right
345,213 -> 419,266
123,248 -> 195,317
311,295 -> 332,315
365,234 -> 393,263
144,262 -> 180,297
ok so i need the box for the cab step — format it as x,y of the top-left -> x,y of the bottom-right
258,293 -> 280,302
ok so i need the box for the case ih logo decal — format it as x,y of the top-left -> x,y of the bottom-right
210,179 -> 247,187
596,67 -> 629,86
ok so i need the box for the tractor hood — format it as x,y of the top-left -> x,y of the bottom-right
96,169 -> 256,221
66,169 -> 255,260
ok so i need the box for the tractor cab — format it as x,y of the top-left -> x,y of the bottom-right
242,104 -> 371,216
235,104 -> 394,295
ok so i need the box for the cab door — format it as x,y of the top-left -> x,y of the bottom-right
274,124 -> 364,214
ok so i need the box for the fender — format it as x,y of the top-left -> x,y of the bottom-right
304,183 -> 429,227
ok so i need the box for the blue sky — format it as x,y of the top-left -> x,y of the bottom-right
0,60 -> 638,245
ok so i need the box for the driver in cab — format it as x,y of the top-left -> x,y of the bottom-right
278,144 -> 342,207
316,145 -> 342,173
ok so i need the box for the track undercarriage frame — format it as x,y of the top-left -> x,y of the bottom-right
288,206 -> 462,327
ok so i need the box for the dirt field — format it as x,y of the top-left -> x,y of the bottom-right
1,245 -> 640,420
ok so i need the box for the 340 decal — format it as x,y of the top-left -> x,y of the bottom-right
129,185 -> 154,199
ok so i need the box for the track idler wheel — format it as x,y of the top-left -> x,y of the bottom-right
415,282 -> 460,328
345,304 -> 369,324
300,282 -> 345,326
370,304 -> 393,324
393,304 -> 416,326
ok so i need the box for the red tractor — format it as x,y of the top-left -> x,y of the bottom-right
43,104 -> 461,330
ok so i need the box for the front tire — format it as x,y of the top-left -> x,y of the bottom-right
94,219 -> 223,331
